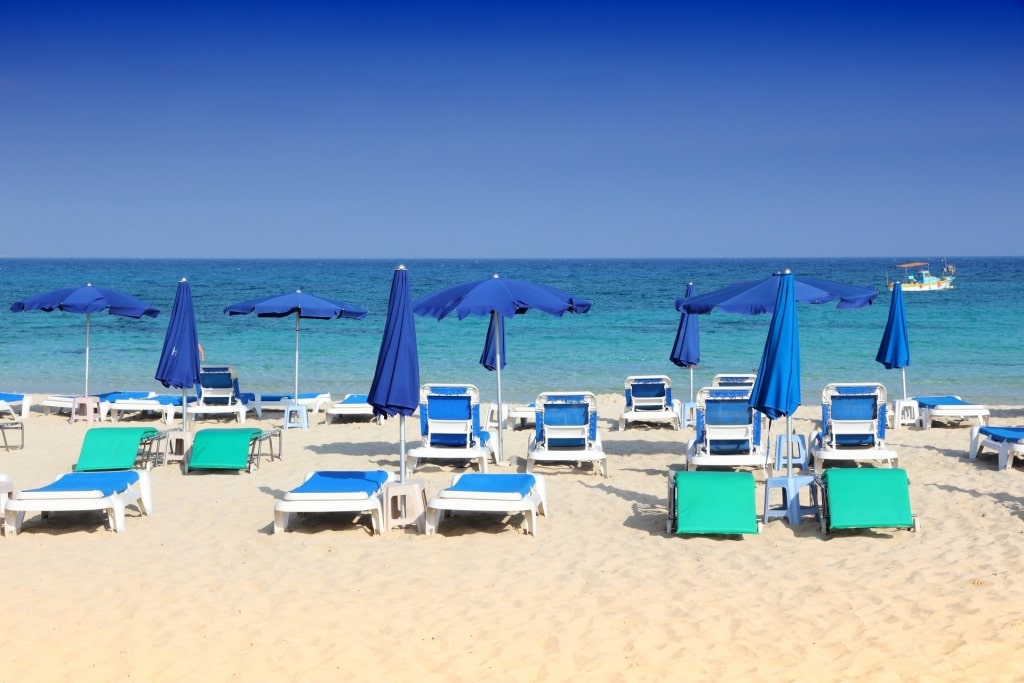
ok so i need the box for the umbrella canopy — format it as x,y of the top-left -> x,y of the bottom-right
11,283 -> 160,397
155,279 -> 202,429
670,282 -> 700,402
224,290 -> 367,400
367,266 -> 421,483
413,274 -> 592,463
681,275 -> 878,315
876,282 -> 910,400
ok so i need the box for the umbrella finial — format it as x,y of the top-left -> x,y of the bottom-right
180,277 -> 187,283
492,273 -> 500,279
396,264 -> 407,271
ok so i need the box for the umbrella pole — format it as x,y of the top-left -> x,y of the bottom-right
786,415 -> 794,478
493,311 -> 504,465
84,313 -> 91,398
689,366 -> 694,403
902,367 -> 907,401
294,311 -> 301,401
181,387 -> 189,432
399,414 -> 407,483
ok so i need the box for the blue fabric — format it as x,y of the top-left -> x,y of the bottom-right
224,291 -> 367,320
627,379 -> 668,410
289,470 -> 388,495
750,272 -> 801,420
914,396 -> 974,408
680,274 -> 877,315
0,392 -> 25,402
446,473 -> 535,497
978,427 -> 1024,442
670,282 -> 700,368
700,400 -> 756,454
260,393 -> 322,402
537,400 -> 592,447
876,282 -> 910,370
11,285 -> 159,317
155,279 -> 201,391
97,391 -> 152,401
480,314 -> 507,371
342,394 -> 369,404
368,267 -> 420,419
153,394 -> 196,406
413,276 -> 592,321
28,471 -> 139,496
827,395 -> 878,446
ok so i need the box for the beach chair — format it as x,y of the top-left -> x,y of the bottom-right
526,391 -> 608,477
969,426 -> 1024,471
427,473 -> 548,536
666,470 -> 759,535
809,383 -> 898,474
0,393 -> 32,420
186,366 -> 259,424
4,427 -> 162,536
184,427 -> 267,474
324,393 -> 381,425
0,397 -> 27,451
406,384 -> 493,474
273,470 -> 393,534
685,387 -> 768,472
818,467 -> 918,534
619,375 -> 683,431
914,395 -> 990,430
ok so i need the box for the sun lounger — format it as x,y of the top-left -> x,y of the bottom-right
809,383 -> 898,474
666,470 -> 759,535
969,426 -> 1024,471
324,393 -> 381,424
407,384 -> 493,473
73,426 -> 166,471
685,387 -> 768,472
526,391 -> 607,477
274,470 -> 393,534
619,375 -> 683,431
184,427 -> 267,473
427,473 -> 548,536
41,394 -> 113,421
259,392 -> 332,414
914,395 -> 990,429
0,393 -> 32,419
108,393 -> 197,425
818,467 -> 918,534
0,397 -> 27,451
187,366 -> 259,424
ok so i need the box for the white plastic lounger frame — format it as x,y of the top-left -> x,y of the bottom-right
619,375 -> 683,431
916,396 -> 990,430
274,470 -> 394,534
426,473 -> 548,536
324,394 -> 381,425
527,391 -> 607,477
969,426 -> 1024,471
4,470 -> 152,536
809,383 -> 898,474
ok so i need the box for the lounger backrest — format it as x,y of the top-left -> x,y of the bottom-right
418,384 -> 488,448
74,427 -> 158,471
625,376 -> 672,411
535,393 -> 598,449
821,383 -> 887,448
0,400 -> 17,421
712,374 -> 756,388
695,387 -> 760,455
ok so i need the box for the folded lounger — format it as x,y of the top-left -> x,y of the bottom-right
969,426 -> 1024,471
818,467 -> 918,534
1,427 -> 161,531
914,395 -> 990,430
184,427 -> 265,473
274,470 -> 393,534
324,394 -> 380,424
427,473 -> 548,536
666,470 -> 759,535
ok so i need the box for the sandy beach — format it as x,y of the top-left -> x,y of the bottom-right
3,395 -> 1024,682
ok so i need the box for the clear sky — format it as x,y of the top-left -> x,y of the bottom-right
2,0 -> 1022,258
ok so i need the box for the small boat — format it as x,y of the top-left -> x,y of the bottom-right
886,261 -> 955,292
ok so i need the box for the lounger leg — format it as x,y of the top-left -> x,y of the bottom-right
273,510 -> 290,533
969,427 -> 981,460
999,444 -> 1009,471
109,500 -> 126,533
524,509 -> 537,536
5,509 -> 24,536
137,472 -> 153,516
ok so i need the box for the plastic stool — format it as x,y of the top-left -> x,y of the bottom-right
163,430 -> 194,467
383,479 -> 427,533
764,474 -> 820,525
892,399 -> 919,430
763,474 -> 820,525
773,433 -> 810,473
282,402 -> 309,430
681,402 -> 697,429
72,396 -> 101,424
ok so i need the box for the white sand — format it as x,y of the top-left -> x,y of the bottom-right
3,396 -> 1024,682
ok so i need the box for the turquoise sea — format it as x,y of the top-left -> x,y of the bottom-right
1,257 -> 1021,406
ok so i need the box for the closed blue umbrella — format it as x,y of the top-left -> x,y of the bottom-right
155,278 -> 201,429
876,283 -> 910,400
480,315 -> 506,372
368,266 -> 420,483
413,274 -> 592,463
11,283 -> 160,397
670,282 -> 700,402
225,290 -> 367,402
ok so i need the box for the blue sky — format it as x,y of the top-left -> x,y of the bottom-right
2,1 -> 1022,258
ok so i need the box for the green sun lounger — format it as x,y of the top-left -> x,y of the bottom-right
73,427 -> 161,471
185,428 -> 264,473
819,468 -> 918,534
667,470 -> 759,535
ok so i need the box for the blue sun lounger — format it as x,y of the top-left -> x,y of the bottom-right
274,470 -> 393,534
427,473 -> 548,536
914,395 -> 990,430
970,426 -> 1024,471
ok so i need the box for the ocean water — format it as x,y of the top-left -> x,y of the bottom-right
1,257 -> 1021,406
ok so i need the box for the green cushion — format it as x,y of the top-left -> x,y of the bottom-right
74,427 -> 158,471
823,468 -> 913,529
672,470 -> 758,535
188,428 -> 262,470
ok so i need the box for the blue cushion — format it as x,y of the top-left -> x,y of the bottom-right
290,471 -> 388,496
979,427 -> 1024,442
914,396 -> 973,408
447,473 -> 535,497
28,471 -> 139,496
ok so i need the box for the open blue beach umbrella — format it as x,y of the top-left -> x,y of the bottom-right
368,266 -> 420,483
11,283 -> 160,398
682,275 -> 878,315
875,282 -> 910,400
670,282 -> 700,402
155,278 -> 201,429
413,274 -> 592,463
224,290 -> 367,402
